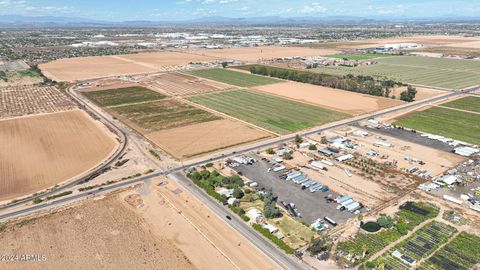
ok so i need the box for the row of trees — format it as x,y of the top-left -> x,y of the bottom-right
247,65 -> 416,101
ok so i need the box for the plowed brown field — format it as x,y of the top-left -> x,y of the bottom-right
146,119 -> 273,159
0,110 -> 117,201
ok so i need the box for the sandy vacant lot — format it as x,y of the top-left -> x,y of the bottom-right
0,194 -> 195,270
0,110 -> 117,201
188,46 -> 339,62
252,81 -> 403,115
39,51 -> 217,82
0,179 -> 279,270
146,119 -> 273,159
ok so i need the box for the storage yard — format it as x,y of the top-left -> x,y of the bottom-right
0,110 -> 117,201
252,81 -> 404,115
0,86 -> 76,119
315,56 -> 480,89
188,89 -> 350,134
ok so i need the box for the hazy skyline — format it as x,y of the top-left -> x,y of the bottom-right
0,0 -> 479,21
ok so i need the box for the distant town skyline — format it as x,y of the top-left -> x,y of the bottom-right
0,0 -> 479,21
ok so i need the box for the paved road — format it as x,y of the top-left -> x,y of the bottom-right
169,172 -> 307,270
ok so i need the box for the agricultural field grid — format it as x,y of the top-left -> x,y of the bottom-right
83,86 -> 221,132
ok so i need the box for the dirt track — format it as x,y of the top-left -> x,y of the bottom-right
0,110 -> 117,201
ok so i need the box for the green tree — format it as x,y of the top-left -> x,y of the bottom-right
308,144 -> 317,151
295,134 -> 303,144
221,62 -> 228,68
377,215 -> 394,228
266,148 -> 275,155
232,187 -> 244,199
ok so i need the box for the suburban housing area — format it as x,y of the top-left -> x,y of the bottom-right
1,20 -> 480,270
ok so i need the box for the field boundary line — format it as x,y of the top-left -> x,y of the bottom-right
436,105 -> 480,115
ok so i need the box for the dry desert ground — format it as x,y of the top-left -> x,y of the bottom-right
252,81 -> 404,115
0,109 -> 118,201
0,179 -> 280,270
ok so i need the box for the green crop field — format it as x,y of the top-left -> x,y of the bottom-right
315,56 -> 480,89
112,99 -> 220,131
187,68 -> 281,87
84,87 -> 219,131
394,106 -> 480,145
440,96 -> 480,113
84,86 -> 166,107
418,232 -> 480,270
327,53 -> 393,60
187,90 -> 349,134
368,221 -> 457,270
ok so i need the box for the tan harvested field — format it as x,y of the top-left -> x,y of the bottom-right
188,46 -> 339,62
145,72 -> 235,96
0,86 -> 76,119
146,119 -> 273,159
39,51 -> 217,82
0,194 -> 196,270
252,81 -> 403,115
0,109 -> 117,201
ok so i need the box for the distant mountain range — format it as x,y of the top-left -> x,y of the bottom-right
0,14 -> 479,27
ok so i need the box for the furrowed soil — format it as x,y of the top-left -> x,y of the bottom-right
0,110 -> 117,201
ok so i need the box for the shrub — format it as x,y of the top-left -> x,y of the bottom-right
252,223 -> 294,254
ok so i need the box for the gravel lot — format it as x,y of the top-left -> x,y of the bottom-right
233,156 -> 355,224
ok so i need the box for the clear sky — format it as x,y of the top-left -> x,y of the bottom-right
1,0 -> 479,21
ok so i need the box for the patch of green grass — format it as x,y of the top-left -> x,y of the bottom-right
394,106 -> 480,145
315,56 -> 480,89
327,53 -> 394,60
440,96 -> 480,113
17,68 -> 41,77
187,89 -> 350,134
112,99 -> 220,131
84,86 -> 166,107
187,68 -> 281,87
